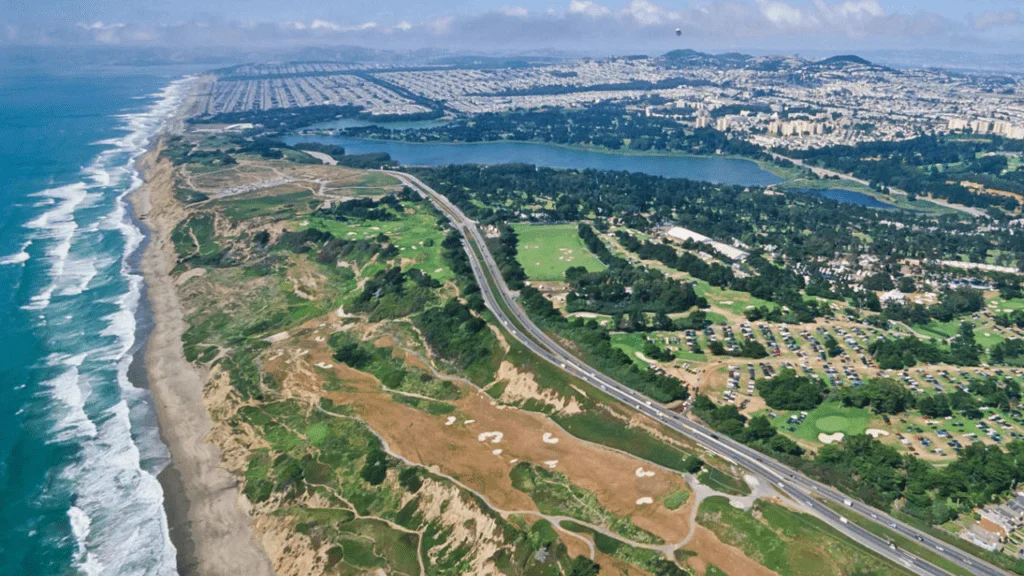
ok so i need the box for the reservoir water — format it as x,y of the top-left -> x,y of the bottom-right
791,188 -> 896,209
283,135 -> 783,187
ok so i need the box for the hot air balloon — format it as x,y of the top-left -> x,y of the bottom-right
675,28 -> 682,37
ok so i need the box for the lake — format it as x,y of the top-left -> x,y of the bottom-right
282,135 -> 783,187
791,188 -> 896,209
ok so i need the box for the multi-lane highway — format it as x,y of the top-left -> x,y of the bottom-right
386,169 -> 1008,576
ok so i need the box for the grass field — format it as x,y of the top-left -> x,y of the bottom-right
611,332 -> 707,366
770,402 -> 873,444
692,280 -> 774,317
512,223 -> 606,281
911,318 -> 1005,349
821,502 -> 973,576
697,468 -> 751,496
307,200 -> 453,283
696,497 -> 915,576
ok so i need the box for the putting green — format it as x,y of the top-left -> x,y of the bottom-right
815,415 -> 850,433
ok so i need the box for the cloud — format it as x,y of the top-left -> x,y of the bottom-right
568,1 -> 611,17
497,6 -> 529,18
968,10 -> 1022,31
5,0 -> 1014,53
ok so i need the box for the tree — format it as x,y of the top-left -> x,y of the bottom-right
757,369 -> 828,410
897,276 -> 916,293
398,467 -> 422,493
360,449 -> 389,485
566,556 -> 601,576
863,272 -> 895,291
949,322 -> 983,366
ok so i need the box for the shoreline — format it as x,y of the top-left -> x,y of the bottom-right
122,163 -> 202,574
131,98 -> 274,575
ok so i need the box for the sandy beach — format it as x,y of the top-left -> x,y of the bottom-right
131,133 -> 275,575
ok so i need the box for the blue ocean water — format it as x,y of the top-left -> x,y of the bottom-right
0,66 -> 190,575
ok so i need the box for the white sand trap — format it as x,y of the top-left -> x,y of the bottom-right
636,497 -> 654,505
314,336 -> 325,343
509,459 -> 519,464
635,467 -> 655,478
314,362 -> 334,369
478,431 -> 503,444
721,301 -> 733,305
346,231 -> 357,236
818,432 -> 846,444
865,429 -> 890,438
464,419 -> 476,425
542,432 -> 559,444
265,330 -> 290,343
445,416 -> 457,426
492,449 -> 503,456
544,460 -> 559,468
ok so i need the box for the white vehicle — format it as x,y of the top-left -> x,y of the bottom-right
840,516 -> 848,524
843,498 -> 853,506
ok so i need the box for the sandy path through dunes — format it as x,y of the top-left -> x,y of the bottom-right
133,148 -> 275,576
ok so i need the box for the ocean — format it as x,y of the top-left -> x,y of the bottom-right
0,64 -> 193,575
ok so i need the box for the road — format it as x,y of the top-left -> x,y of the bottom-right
385,170 -> 1008,576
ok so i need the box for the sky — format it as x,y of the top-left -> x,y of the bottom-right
3,0 -> 1024,55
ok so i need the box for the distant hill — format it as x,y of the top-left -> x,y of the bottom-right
661,49 -> 752,68
660,49 -> 887,73
811,54 -> 874,67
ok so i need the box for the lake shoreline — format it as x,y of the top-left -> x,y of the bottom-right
284,133 -> 783,187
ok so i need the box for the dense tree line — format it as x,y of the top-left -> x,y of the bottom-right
782,135 -> 1024,210
350,266 -> 441,321
868,322 -> 982,368
755,369 -> 828,410
348,102 -> 767,158
518,285 -> 689,402
415,299 -> 499,376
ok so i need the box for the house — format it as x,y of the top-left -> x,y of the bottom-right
961,523 -> 1004,552
979,508 -> 1018,537
880,289 -> 906,305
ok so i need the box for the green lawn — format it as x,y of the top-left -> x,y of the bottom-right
512,223 -> 606,281
307,201 -> 453,283
912,318 -> 1005,349
611,332 -> 707,367
693,280 -> 773,317
771,402 -> 873,444
697,468 -> 751,496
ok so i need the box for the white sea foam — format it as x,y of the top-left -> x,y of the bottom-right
64,397 -> 176,576
29,76 -> 195,576
0,240 -> 32,265
42,353 -> 97,443
22,182 -> 91,310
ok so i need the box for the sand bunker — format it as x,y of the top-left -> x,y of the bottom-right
635,467 -> 656,478
478,432 -> 503,444
636,497 -> 654,505
492,449 -> 503,456
445,416 -> 457,426
265,330 -> 290,343
314,362 -> 333,369
464,419 -> 476,425
544,460 -> 559,468
865,429 -> 890,438
542,432 -> 559,444
818,432 -> 846,444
